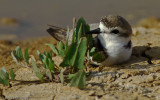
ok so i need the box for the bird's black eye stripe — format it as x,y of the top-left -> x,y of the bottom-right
111,29 -> 119,34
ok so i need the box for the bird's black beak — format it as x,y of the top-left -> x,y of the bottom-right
86,28 -> 101,34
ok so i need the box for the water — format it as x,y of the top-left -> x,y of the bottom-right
0,0 -> 160,40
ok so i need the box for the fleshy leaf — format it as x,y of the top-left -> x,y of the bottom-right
68,73 -> 75,79
37,50 -> 44,61
90,47 -> 95,56
14,46 -> 23,60
76,24 -> 82,41
92,51 -> 106,63
70,70 -> 86,89
59,68 -> 66,84
85,24 -> 92,47
24,47 -> 29,64
0,67 -> 9,80
73,37 -> 87,72
48,59 -> 54,71
57,42 -> 65,58
31,59 -> 44,82
10,69 -> 16,80
57,41 -> 65,51
0,67 -> 9,86
65,27 -> 69,51
72,31 -> 76,43
76,17 -> 86,36
46,43 -> 59,55
11,51 -> 18,64
0,77 -> 9,86
60,42 -> 79,67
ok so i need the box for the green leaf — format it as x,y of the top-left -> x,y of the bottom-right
76,17 -> 90,39
70,70 -> 86,89
58,50 -> 65,58
65,27 -> 69,51
43,52 -> 47,56
48,59 -> 54,71
76,18 -> 92,48
76,17 -> 86,36
37,50 -> 54,70
85,25 -> 92,47
60,42 -> 79,67
73,37 -> 87,72
24,47 -> 29,64
90,47 -> 95,56
14,46 -> 23,60
59,68 -> 66,84
61,37 -> 87,71
87,50 -> 90,59
47,51 -> 53,59
68,73 -> 75,79
43,55 -> 49,68
37,50 -> 44,61
92,51 -> 106,63
85,23 -> 90,32
0,67 -> 9,86
57,41 -> 65,51
76,24 -> 82,41
11,51 -> 18,64
0,67 -> 9,80
31,59 -> 44,82
46,43 -> 59,55
76,17 -> 92,48
0,77 -> 9,86
45,53 -> 50,65
57,41 -> 65,58
72,31 -> 76,43
10,69 -> 16,80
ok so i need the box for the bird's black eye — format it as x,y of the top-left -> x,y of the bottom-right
111,29 -> 119,34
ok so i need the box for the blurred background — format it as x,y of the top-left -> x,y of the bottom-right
0,0 -> 159,40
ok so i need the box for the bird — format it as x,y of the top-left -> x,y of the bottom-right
47,15 -> 132,66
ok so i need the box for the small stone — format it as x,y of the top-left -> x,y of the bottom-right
120,74 -> 128,79
52,56 -> 63,66
153,81 -> 160,86
116,73 -> 120,78
154,88 -> 160,93
146,75 -> 154,83
102,94 -> 117,100
88,91 -> 96,96
96,90 -> 104,96
87,84 -> 92,88
15,67 -> 39,81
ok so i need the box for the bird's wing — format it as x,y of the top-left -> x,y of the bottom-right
47,25 -> 67,42
46,23 -> 99,43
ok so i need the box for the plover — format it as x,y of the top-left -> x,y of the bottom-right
47,15 -> 132,66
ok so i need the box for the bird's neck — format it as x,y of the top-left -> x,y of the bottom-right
98,34 -> 131,49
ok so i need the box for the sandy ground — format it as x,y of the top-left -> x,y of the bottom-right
0,18 -> 160,100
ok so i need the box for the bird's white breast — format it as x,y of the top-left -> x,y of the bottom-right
98,33 -> 132,66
